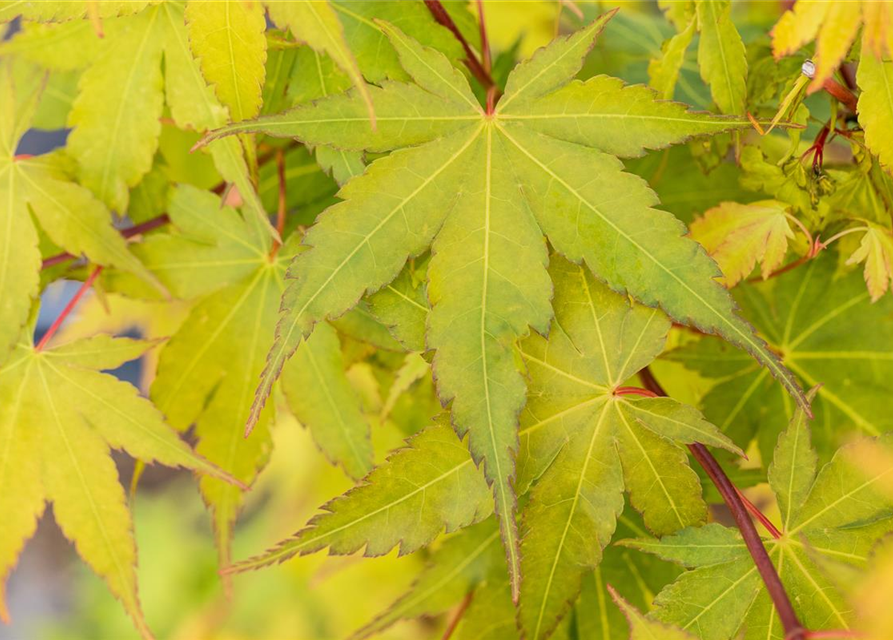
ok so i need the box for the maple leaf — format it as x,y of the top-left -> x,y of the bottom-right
265,0 -> 375,125
185,0 -> 268,123
857,40 -> 893,176
574,510 -> 683,640
515,257 -> 742,639
772,1 -> 885,90
0,332 -> 237,638
695,0 -> 747,115
0,65 -> 164,364
689,200 -> 797,286
610,588 -> 697,640
0,2 -> 273,237
199,14 -> 806,598
110,184 -> 373,572
227,417 -> 493,572
352,518 -> 503,639
625,405 -> 893,640
667,255 -> 893,463
845,224 -> 893,301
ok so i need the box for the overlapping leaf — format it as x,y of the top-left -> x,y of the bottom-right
627,406 -> 893,640
516,258 -> 741,639
228,417 -> 492,572
772,1 -> 880,89
689,200 -> 797,286
0,66 -> 162,364
353,518 -> 503,639
2,2 -> 272,236
0,331 -> 235,638
667,255 -> 893,462
200,14 -> 805,598
119,184 -> 372,571
695,0 -> 747,115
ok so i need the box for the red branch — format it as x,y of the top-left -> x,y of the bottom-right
41,214 -> 170,270
637,367 -> 807,640
35,266 -> 103,352
441,591 -> 474,640
424,0 -> 498,94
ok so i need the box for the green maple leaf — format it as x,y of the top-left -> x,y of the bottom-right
857,37 -> 893,176
453,578 -> 520,640
227,416 -> 492,571
112,184 -> 373,571
695,0 -> 747,116
265,0 -> 374,124
186,0 -> 268,123
515,257 -> 741,639
668,255 -> 893,463
1,2 -> 273,237
200,13 -> 805,598
353,518 -> 503,639
0,65 -> 163,364
0,332 -> 236,638
625,406 -> 893,640
574,511 -> 682,640
611,589 -> 697,640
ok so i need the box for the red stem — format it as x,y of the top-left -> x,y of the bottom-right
475,0 -> 492,74
270,149 -> 287,257
441,591 -> 474,640
35,266 -> 103,352
424,0 -> 498,94
735,487 -> 783,539
638,367 -> 807,640
41,214 -> 171,270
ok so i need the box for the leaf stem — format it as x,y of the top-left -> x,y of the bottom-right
41,214 -> 171,270
270,149 -> 288,258
735,487 -> 783,539
424,0 -> 498,94
35,266 -> 103,352
441,591 -> 474,640
638,367 -> 807,640
475,0 -> 492,74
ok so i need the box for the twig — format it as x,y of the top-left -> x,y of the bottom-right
441,591 -> 474,640
475,0 -> 492,74
424,0 -> 498,94
35,266 -> 103,352
735,487 -> 783,539
271,149 -> 288,257
638,367 -> 807,640
41,215 -> 171,270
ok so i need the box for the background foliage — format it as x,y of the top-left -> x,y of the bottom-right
1,1 -> 893,639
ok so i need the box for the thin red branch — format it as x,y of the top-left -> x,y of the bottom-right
35,266 -> 103,352
475,0 -> 492,74
41,214 -> 171,270
735,487 -> 783,539
638,367 -> 807,640
424,0 -> 498,94
441,591 -> 474,640
270,149 -> 288,257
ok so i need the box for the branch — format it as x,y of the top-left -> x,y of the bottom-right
35,266 -> 103,351
424,0 -> 498,94
270,148 -> 288,257
441,591 -> 474,640
638,367 -> 807,640
41,214 -> 171,270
